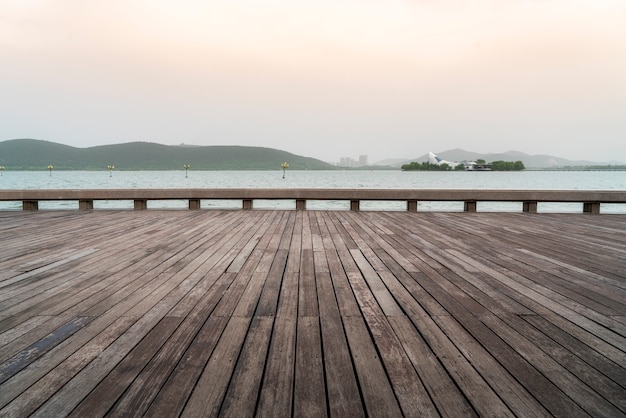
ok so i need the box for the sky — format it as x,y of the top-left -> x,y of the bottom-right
1,0 -> 625,164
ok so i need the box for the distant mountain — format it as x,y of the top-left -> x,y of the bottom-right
375,148 -> 617,169
0,139 -> 336,170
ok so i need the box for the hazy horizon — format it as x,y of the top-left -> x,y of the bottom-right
2,1 -> 625,163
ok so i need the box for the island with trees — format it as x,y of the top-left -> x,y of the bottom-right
401,159 -> 525,171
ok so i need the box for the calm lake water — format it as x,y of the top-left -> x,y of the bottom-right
1,170 -> 625,213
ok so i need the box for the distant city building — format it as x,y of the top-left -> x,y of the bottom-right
338,155 -> 368,167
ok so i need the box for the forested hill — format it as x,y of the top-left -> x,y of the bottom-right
0,139 -> 336,170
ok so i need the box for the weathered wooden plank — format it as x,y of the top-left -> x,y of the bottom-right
212,252 -> 268,317
375,269 -> 532,416
493,246 -> 626,309
30,257 -> 241,417
255,249 -> 290,317
423,285 -> 589,417
0,315 -> 136,416
0,210 -> 624,418
387,315 -> 477,417
349,249 -> 404,317
490,313 -> 626,414
298,248 -> 319,317
338,220 -> 488,416
144,316 -> 230,417
315,248 -> 364,416
220,316 -> 274,417
294,316 -> 327,417
323,248 -> 362,317
342,315 -> 403,417
447,248 -> 626,351
67,316 -> 183,416
257,316 -> 296,417
181,316 -> 251,417
522,315 -> 626,392
319,315 -> 364,417
0,316 -> 92,385
285,212 -> 303,273
101,272 -> 240,416
276,271 -> 299,318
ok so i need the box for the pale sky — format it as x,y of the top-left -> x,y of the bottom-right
1,0 -> 625,163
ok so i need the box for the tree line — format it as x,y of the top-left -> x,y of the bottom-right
401,160 -> 525,171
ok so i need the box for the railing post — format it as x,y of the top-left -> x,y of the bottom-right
464,200 -> 477,212
583,201 -> 600,214
189,199 -> 201,210
79,200 -> 94,211
522,201 -> 537,213
134,199 -> 148,210
407,200 -> 418,212
23,200 -> 39,211
296,199 -> 306,210
243,199 -> 253,210
350,200 -> 360,211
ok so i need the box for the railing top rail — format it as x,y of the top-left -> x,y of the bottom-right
1,188 -> 625,202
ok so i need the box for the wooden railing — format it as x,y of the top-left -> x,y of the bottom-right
1,188 -> 625,213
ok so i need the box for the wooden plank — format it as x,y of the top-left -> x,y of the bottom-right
256,316 -> 296,417
144,316 -> 230,417
337,223 -> 473,416
0,316 -> 136,416
319,315 -> 364,417
219,316 -> 274,417
285,212 -> 303,273
387,316 -> 477,417
431,315 -> 549,417
349,249 -> 404,317
29,240 -> 248,417
67,316 -> 183,416
294,316 -> 326,417
0,316 -> 92,385
447,248 -> 626,351
98,272 -> 240,416
417,269 -> 590,417
374,270 -> 527,416
0,211 -> 625,418
494,246 -> 626,309
0,249 -> 97,291
0,316 -> 50,349
255,249 -> 290,317
181,316 -> 251,418
522,315 -> 626,392
32,307 -> 177,417
491,313 -> 626,414
342,315 -> 402,417
315,247 -> 364,416
323,248 -> 362,317
298,248 -> 319,317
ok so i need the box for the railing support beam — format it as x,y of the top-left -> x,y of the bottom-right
189,199 -> 201,210
350,200 -> 360,211
23,200 -> 38,211
464,200 -> 477,213
407,200 -> 418,212
79,200 -> 94,211
243,199 -> 253,210
523,201 -> 538,213
134,199 -> 147,210
296,199 -> 306,211
583,201 -> 600,214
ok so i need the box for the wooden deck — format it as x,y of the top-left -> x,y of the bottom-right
0,210 -> 624,417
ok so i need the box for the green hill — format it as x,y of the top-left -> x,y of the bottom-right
0,139 -> 336,170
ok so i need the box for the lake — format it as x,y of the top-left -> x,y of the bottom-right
1,170 -> 625,212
